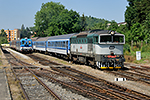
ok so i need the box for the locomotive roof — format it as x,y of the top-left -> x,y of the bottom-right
71,29 -> 124,38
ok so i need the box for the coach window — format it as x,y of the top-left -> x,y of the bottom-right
59,42 -> 61,47
63,41 -> 65,47
60,42 -> 62,47
66,41 -> 68,47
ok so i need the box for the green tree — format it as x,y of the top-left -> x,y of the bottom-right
81,14 -> 87,31
85,16 -> 106,30
91,20 -> 109,30
0,29 -> 8,44
107,20 -> 118,31
34,1 -> 81,37
129,23 -> 143,43
125,0 -> 150,29
20,24 -> 32,38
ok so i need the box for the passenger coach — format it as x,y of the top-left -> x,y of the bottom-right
46,33 -> 77,57
33,37 -> 50,52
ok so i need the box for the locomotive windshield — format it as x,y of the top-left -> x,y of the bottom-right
113,36 -> 124,43
22,41 -> 25,45
100,36 -> 111,42
100,35 -> 124,43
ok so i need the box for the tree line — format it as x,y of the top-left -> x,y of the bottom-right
1,0 -> 150,47
34,2 -> 110,37
34,1 -> 150,45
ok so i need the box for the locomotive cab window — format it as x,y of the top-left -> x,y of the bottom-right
100,36 -> 111,42
113,36 -> 124,43
100,35 -> 124,43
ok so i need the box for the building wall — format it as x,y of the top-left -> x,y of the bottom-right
4,29 -> 20,42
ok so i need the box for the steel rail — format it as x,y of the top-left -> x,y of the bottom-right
24,67 -> 62,100
44,67 -> 142,100
3,48 -> 62,100
33,70 -> 111,100
2,48 -> 30,100
64,67 -> 150,100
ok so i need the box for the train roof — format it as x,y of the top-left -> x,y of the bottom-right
34,33 -> 78,42
47,33 -> 78,41
35,37 -> 51,42
30,37 -> 39,41
71,29 -> 124,38
21,38 -> 32,40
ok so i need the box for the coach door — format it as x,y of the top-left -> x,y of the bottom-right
45,41 -> 47,51
87,38 -> 93,54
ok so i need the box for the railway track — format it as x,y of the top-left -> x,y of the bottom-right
26,53 -> 150,99
105,63 -> 150,86
2,49 -> 150,99
54,66 -> 150,100
2,48 -> 61,100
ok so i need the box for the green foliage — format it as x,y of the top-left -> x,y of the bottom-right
20,24 -> 32,38
80,14 -> 87,31
0,29 -> 8,44
123,43 -> 131,53
141,44 -> 150,52
125,0 -> 150,29
34,2 -> 81,37
91,20 -> 109,30
107,20 -> 118,31
85,16 -> 107,30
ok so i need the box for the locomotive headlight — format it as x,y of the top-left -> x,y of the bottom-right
111,31 -> 115,35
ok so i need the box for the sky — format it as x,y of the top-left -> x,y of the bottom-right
0,0 -> 129,30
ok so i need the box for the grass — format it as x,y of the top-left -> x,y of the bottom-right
0,49 -> 2,66
124,51 -> 150,65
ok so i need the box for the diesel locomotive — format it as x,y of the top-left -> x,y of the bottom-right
70,29 -> 125,69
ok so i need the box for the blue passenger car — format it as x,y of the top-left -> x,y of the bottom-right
33,37 -> 50,52
47,33 -> 77,56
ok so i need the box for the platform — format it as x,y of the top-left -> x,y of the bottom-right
0,68 -> 11,100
